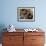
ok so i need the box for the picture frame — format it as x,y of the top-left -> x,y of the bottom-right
17,7 -> 35,22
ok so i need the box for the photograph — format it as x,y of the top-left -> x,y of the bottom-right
17,7 -> 35,22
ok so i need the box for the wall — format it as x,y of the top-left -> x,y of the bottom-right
0,0 -> 46,29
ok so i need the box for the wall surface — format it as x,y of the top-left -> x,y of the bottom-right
0,0 -> 46,30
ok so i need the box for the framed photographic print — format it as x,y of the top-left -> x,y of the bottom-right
17,7 -> 35,22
